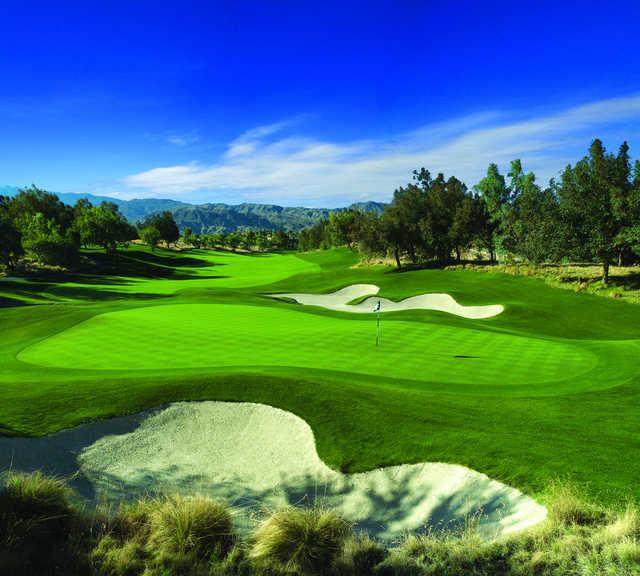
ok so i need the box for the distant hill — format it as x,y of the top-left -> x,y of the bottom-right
155,201 -> 385,233
1,185 -> 386,232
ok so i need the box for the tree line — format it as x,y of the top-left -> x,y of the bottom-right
0,186 -> 300,270
183,228 -> 297,251
300,139 -> 640,284
0,186 -> 186,269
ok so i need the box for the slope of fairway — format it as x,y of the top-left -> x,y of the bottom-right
18,303 -> 597,390
0,247 -> 320,304
0,401 -> 547,540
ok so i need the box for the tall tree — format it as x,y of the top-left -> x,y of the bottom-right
75,202 -> 136,253
558,139 -> 626,284
142,211 -> 180,247
475,164 -> 509,262
0,196 -> 23,269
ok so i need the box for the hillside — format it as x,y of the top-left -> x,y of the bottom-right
1,185 -> 385,232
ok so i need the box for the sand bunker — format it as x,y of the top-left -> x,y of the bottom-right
268,284 -> 504,319
0,402 -> 545,540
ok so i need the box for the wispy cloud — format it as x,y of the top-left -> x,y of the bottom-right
123,95 -> 640,206
166,130 -> 200,147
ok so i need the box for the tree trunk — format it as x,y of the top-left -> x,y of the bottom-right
393,246 -> 401,269
455,248 -> 461,263
603,260 -> 610,285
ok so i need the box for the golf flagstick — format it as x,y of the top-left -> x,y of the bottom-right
374,299 -> 381,346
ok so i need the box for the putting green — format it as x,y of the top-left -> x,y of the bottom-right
19,303 -> 597,388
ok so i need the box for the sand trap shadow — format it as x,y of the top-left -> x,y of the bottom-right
0,402 -> 545,540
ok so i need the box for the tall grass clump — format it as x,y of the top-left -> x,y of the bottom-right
333,535 -> 388,575
250,506 -> 351,575
147,495 -> 235,560
546,482 -> 609,527
0,471 -> 88,575
92,495 -> 235,575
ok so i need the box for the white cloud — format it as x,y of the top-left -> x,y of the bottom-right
123,95 -> 640,206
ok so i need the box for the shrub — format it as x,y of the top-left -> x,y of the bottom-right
250,506 -> 351,575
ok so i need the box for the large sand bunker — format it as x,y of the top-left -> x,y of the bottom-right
268,284 -> 504,319
0,402 -> 545,540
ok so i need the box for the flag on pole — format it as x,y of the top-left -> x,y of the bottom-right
373,300 -> 381,313
374,299 -> 381,346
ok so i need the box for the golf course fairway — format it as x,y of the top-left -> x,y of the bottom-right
1,246 -> 640,533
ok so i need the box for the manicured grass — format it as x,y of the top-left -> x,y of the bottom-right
1,246 -> 640,507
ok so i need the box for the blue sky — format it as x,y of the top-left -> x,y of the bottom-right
2,1 -> 640,206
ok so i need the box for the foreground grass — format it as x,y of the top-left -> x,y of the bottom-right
1,472 -> 639,576
1,247 -> 640,507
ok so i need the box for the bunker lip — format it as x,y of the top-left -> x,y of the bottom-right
1,401 -> 546,541
268,284 -> 504,319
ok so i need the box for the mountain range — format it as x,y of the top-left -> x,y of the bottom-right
0,186 -> 385,233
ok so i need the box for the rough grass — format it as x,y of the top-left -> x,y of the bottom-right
1,472 -> 639,575
446,261 -> 640,304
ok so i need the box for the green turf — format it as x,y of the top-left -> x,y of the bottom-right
1,245 -> 640,507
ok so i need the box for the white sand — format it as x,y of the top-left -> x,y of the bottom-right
61,402 -> 546,539
268,284 -> 504,319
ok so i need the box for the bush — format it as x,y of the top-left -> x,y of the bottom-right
250,506 -> 351,575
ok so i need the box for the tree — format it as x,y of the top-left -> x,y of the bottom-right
328,210 -> 360,249
10,185 -> 74,233
558,139 -> 627,284
182,227 -> 194,246
356,212 -> 385,259
0,197 -> 23,269
511,181 -> 565,263
142,211 -> 180,247
449,195 -> 482,262
475,164 -> 509,261
21,212 -> 79,266
75,202 -> 136,253
139,225 -> 161,251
